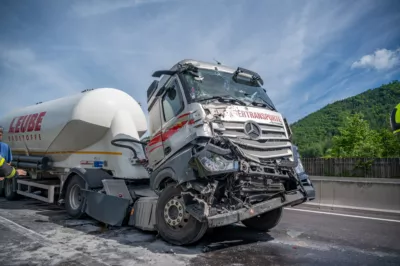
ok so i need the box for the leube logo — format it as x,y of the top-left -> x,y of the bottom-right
7,111 -> 47,142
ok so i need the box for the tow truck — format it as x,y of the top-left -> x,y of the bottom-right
0,59 -> 315,245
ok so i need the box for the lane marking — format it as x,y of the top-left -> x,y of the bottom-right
286,208 -> 400,223
0,215 -> 111,266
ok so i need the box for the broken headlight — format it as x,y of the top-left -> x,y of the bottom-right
199,151 -> 239,172
190,147 -> 239,177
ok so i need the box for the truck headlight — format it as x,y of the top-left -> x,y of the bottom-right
199,151 -> 239,172
190,149 -> 239,177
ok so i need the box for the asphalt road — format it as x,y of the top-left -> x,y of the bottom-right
0,198 -> 399,266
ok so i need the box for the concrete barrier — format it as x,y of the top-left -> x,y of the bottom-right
302,176 -> 400,218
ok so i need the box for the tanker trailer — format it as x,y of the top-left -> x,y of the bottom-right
0,88 -> 150,216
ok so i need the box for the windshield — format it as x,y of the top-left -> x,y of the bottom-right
181,68 -> 276,110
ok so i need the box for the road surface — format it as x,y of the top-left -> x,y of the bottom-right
0,198 -> 399,266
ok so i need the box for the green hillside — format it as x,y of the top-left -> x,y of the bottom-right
291,80 -> 400,158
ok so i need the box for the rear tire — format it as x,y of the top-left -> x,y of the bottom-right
242,207 -> 283,231
155,184 -> 208,245
65,175 -> 87,218
4,178 -> 19,201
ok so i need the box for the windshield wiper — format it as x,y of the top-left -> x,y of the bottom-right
243,93 -> 276,111
197,95 -> 247,106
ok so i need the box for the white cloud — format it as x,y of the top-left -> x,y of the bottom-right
71,0 -> 184,17
0,0 -> 398,124
0,47 -> 84,112
351,48 -> 400,70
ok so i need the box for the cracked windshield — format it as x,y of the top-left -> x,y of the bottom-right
182,68 -> 276,110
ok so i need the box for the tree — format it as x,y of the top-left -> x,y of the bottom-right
378,129 -> 400,157
327,113 -> 384,158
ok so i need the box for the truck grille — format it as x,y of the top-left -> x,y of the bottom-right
213,121 -> 293,163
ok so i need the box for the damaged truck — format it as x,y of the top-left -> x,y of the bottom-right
0,59 -> 315,245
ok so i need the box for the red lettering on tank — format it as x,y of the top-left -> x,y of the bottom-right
35,112 -> 46,131
8,118 -> 16,133
8,112 -> 47,133
27,113 -> 39,132
14,116 -> 24,133
21,115 -> 31,133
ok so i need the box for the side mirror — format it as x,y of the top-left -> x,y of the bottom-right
147,80 -> 159,100
167,87 -> 177,100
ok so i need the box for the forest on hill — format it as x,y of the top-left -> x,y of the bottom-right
291,80 -> 400,158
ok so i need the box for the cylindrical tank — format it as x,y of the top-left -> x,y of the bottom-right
0,88 -> 147,160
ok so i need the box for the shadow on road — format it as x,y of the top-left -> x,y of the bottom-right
0,198 -> 275,256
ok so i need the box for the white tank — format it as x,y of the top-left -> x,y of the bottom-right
0,88 -> 149,179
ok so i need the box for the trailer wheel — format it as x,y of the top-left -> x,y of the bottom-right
4,178 -> 19,201
65,175 -> 87,219
156,184 -> 208,246
242,207 -> 283,231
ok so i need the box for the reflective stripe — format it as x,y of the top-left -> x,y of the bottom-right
5,168 -> 16,179
0,157 -> 4,167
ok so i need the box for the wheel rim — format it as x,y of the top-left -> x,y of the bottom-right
163,195 -> 190,229
69,184 -> 83,210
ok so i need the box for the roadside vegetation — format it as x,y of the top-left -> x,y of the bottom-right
291,80 -> 400,158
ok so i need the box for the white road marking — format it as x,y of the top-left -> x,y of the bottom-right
286,208 -> 400,223
0,215 -> 111,266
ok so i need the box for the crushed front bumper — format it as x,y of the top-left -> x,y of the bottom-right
206,190 -> 305,228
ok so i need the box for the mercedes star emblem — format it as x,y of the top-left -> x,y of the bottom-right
244,121 -> 262,140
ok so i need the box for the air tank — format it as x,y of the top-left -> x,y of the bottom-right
0,88 -> 148,162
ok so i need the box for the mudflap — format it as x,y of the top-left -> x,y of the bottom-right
128,196 -> 158,232
83,190 -> 131,227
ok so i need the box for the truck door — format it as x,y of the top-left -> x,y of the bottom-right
160,76 -> 186,160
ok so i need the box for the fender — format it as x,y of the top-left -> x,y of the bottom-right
60,167 -> 114,200
150,145 -> 197,192
151,167 -> 176,192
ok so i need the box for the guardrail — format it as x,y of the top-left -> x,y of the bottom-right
303,176 -> 400,218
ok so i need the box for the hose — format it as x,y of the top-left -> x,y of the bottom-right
110,138 -> 147,159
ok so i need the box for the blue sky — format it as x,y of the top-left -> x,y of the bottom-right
0,0 -> 399,124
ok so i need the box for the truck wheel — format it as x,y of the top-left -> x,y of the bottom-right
156,184 -> 208,246
242,207 -> 283,231
4,178 -> 19,201
65,175 -> 87,219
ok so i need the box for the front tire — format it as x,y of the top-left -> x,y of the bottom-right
242,207 -> 283,231
4,178 -> 19,201
65,175 -> 87,218
155,184 -> 208,245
